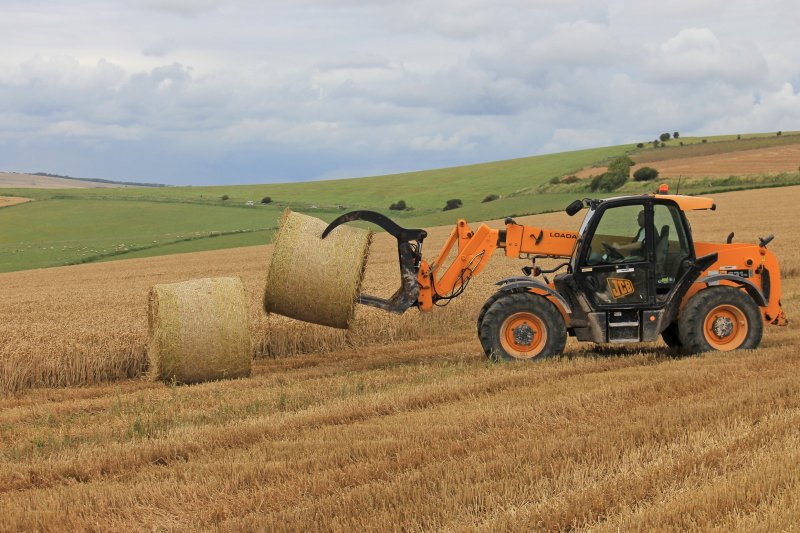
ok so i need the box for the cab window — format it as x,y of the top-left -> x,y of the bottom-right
653,203 -> 690,286
585,205 -> 648,265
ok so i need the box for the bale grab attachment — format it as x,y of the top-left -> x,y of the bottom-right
322,210 -> 426,314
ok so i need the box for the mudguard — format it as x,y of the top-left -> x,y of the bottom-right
495,278 -> 572,315
697,274 -> 768,307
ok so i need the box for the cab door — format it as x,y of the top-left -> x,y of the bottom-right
575,201 -> 654,308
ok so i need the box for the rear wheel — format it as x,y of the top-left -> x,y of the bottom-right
479,292 -> 566,361
678,286 -> 762,353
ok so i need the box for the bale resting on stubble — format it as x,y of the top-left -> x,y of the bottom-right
148,277 -> 252,384
264,210 -> 372,329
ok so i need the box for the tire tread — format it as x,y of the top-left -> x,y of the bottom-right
479,292 -> 566,361
678,286 -> 763,353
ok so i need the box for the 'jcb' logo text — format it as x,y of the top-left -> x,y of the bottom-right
607,277 -> 635,299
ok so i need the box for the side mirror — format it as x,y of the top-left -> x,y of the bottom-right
565,199 -> 584,216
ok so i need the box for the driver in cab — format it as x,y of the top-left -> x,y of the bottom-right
610,209 -> 649,260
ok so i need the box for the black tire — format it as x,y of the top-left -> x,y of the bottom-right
476,291 -> 507,338
661,322 -> 683,350
479,292 -> 566,362
678,286 -> 763,354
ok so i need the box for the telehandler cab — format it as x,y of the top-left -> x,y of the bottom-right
322,187 -> 787,360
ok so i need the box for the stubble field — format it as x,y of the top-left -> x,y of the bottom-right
0,172 -> 126,189
0,197 -> 31,208
1,186 -> 799,530
575,141 -> 800,179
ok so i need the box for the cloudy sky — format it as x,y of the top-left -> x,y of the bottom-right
1,0 -> 798,185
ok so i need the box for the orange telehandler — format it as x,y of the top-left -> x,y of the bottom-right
322,187 -> 787,360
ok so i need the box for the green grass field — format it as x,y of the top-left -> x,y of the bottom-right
0,200 -> 282,272
0,131 -> 797,273
0,144 -> 636,272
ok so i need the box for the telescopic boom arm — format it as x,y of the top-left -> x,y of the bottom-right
322,211 -> 579,313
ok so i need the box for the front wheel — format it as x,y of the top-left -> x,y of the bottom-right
678,286 -> 763,353
479,292 -> 566,361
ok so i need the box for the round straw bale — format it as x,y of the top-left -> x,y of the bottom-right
148,277 -> 251,384
264,210 -> 372,329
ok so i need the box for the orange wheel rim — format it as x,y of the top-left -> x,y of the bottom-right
703,304 -> 748,351
499,312 -> 547,359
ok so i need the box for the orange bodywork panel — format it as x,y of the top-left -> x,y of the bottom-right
653,194 -> 715,211
504,223 -> 579,258
684,241 -> 786,325
417,219 -> 578,311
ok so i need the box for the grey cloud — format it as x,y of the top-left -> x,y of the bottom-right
704,82 -> 800,133
0,57 -> 125,123
385,0 -> 609,40
0,0 -> 798,184
317,54 -> 393,71
644,28 -> 768,87
347,65 -> 534,117
142,39 -> 178,57
135,0 -> 220,16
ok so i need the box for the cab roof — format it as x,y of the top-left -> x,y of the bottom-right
652,193 -> 716,211
600,193 -> 716,212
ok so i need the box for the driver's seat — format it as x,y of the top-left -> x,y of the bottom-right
655,225 -> 670,275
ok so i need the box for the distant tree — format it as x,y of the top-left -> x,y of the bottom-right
261,196 -> 272,204
482,194 -> 500,203
633,166 -> 659,182
607,155 -> 634,176
737,134 -> 741,140
777,131 -> 783,136
590,155 -> 633,193
636,142 -> 644,148
389,200 -> 407,210
702,139 -> 708,143
443,199 -> 463,211
673,131 -> 680,139
221,194 -> 229,201
590,172 -> 626,192
659,132 -> 671,142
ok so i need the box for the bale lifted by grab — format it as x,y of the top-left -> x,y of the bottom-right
263,210 -> 372,329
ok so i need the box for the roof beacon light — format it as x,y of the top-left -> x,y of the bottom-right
658,184 -> 669,194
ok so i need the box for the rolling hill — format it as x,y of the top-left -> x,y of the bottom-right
0,172 -> 144,189
0,131 -> 798,273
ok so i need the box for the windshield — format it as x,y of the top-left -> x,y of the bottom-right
571,206 -> 596,270
578,207 -> 596,236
